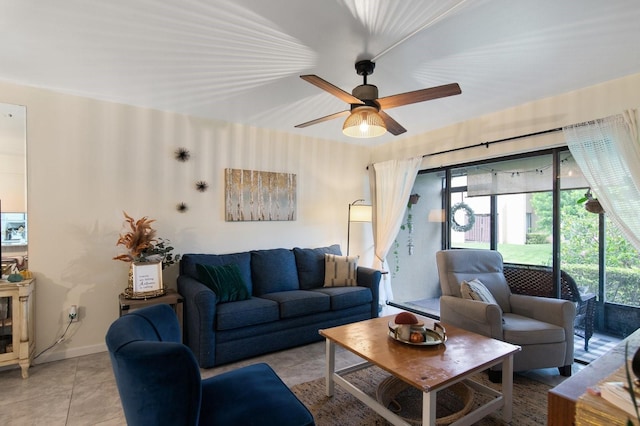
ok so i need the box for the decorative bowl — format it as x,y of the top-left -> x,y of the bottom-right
388,321 -> 447,346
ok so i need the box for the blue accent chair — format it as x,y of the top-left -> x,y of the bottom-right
105,304 -> 315,426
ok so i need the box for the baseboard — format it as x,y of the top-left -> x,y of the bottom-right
32,342 -> 107,365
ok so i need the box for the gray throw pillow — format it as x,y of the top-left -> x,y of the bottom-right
461,278 -> 500,306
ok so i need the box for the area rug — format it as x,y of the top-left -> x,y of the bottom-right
291,366 -> 550,425
574,336 -> 619,365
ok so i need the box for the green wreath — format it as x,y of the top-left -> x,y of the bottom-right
450,202 -> 475,232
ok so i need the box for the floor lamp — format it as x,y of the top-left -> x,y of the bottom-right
347,199 -> 372,256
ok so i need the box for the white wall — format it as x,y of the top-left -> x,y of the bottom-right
0,80 -> 374,363
372,72 -> 640,167
389,172 -> 444,302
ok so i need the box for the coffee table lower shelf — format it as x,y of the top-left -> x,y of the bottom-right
326,353 -> 509,426
320,316 -> 519,426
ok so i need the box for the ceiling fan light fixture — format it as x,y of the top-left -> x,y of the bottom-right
342,106 -> 386,138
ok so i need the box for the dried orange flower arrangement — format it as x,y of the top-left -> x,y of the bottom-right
113,212 -> 180,270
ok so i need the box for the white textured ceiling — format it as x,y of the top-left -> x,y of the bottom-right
1,0 -> 640,145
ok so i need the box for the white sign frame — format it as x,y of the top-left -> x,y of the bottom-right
132,262 -> 164,296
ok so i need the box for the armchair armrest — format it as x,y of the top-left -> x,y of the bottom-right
509,294 -> 576,330
177,275 -> 218,368
509,294 -> 576,334
357,266 -> 381,318
510,294 -> 576,366
439,295 -> 503,339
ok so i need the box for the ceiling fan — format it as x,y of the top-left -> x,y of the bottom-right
295,60 -> 461,138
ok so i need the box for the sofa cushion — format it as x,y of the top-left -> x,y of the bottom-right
312,286 -> 372,311
260,290 -> 329,319
293,245 -> 342,290
324,254 -> 358,287
181,253 -> 253,294
502,313 -> 566,345
216,297 -> 279,331
196,263 -> 250,303
251,249 -> 300,296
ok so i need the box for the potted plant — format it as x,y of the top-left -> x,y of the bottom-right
113,212 -> 180,270
113,212 -> 181,298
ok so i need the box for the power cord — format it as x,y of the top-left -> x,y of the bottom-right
34,318 -> 73,360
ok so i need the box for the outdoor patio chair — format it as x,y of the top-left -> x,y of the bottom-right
502,263 -> 596,351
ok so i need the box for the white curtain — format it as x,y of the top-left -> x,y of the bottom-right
368,157 -> 422,308
563,109 -> 640,251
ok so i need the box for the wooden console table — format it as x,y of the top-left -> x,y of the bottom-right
0,278 -> 35,378
548,328 -> 640,425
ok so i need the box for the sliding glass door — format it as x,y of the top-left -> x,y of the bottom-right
388,148 -> 640,337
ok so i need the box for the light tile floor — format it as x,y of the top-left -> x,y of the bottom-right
0,306 -> 595,426
0,340 -> 366,426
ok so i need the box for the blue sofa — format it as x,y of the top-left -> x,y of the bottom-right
178,245 -> 381,368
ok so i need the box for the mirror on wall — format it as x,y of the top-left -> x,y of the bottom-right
0,102 -> 27,275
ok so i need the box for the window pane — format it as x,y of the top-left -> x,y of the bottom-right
450,190 -> 490,250
498,192 -> 552,265
559,189 -> 599,296
604,216 -> 640,307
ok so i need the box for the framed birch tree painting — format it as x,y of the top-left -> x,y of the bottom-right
225,168 -> 296,221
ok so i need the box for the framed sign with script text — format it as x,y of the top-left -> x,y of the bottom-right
128,262 -> 165,299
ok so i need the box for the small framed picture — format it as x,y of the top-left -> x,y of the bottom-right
128,262 -> 164,299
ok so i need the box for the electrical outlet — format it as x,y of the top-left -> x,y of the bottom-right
69,305 -> 78,322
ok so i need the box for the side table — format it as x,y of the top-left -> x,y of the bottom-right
118,288 -> 184,338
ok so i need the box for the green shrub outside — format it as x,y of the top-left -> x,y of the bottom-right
526,233 -> 548,244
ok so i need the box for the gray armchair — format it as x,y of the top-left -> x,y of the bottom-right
436,249 -> 575,380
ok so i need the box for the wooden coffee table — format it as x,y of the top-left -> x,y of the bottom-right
319,315 -> 521,426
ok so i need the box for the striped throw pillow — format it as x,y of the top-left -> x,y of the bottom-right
324,254 -> 358,287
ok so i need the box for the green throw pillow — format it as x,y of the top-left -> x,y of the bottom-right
196,263 -> 250,303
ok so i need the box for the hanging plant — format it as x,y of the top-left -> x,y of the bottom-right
392,239 -> 400,278
402,194 -> 420,255
451,202 -> 475,232
576,189 -> 604,214
406,204 -> 414,255
394,193 -> 422,275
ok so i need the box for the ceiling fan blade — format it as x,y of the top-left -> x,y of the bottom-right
300,75 -> 365,105
294,110 -> 350,128
379,110 -> 406,136
377,83 -> 461,110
